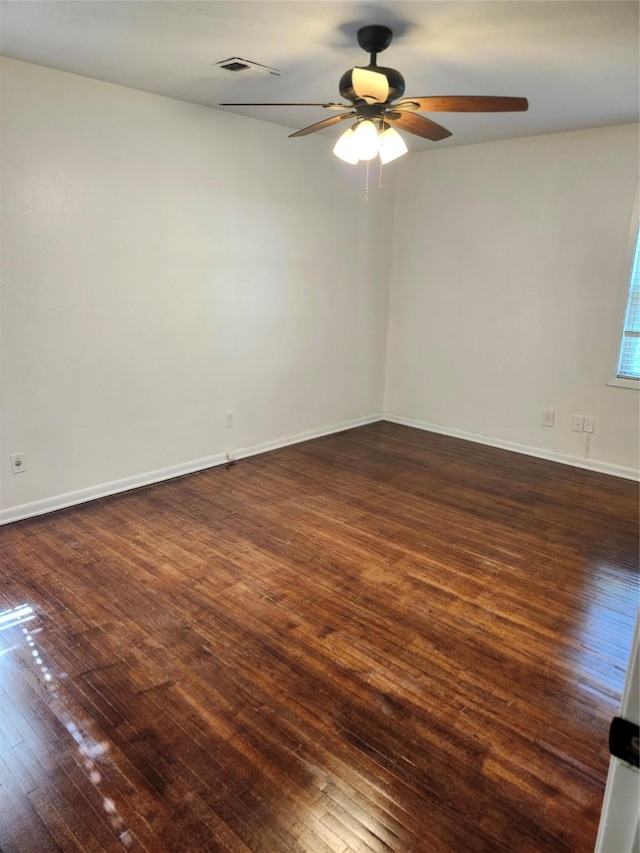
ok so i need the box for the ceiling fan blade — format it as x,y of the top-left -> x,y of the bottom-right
386,111 -> 452,141
395,96 -> 529,113
352,68 -> 390,104
219,102 -> 349,109
289,112 -> 355,138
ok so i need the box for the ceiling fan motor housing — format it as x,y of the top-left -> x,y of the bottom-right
339,66 -> 405,104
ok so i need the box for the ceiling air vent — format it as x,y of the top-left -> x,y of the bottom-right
211,57 -> 283,78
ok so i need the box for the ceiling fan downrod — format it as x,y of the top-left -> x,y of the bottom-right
357,24 -> 393,62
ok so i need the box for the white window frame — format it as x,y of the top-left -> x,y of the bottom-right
608,181 -> 640,390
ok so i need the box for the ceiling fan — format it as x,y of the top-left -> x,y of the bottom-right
220,25 -> 528,165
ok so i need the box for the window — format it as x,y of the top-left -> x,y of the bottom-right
616,228 -> 640,382
609,184 -> 640,389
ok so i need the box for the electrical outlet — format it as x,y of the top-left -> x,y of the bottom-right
224,411 -> 234,428
584,417 -> 595,434
10,452 -> 25,474
541,409 -> 555,427
572,415 -> 585,433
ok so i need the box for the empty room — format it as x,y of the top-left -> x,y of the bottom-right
0,2 -> 638,851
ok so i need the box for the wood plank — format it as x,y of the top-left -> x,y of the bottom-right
0,422 -> 637,852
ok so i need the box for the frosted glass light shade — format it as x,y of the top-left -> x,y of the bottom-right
379,126 -> 408,164
353,120 -> 379,161
333,128 -> 359,164
351,68 -> 390,105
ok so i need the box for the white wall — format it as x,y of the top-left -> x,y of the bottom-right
2,58 -> 638,522
0,58 -> 394,517
385,124 -> 640,474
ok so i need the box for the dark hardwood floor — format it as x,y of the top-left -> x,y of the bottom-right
0,422 -> 638,852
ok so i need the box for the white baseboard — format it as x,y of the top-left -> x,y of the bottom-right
229,414 -> 381,464
384,414 -> 640,481
0,414 -> 382,525
2,411 -> 636,525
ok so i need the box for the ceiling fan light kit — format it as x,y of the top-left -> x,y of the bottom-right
220,23 -> 528,184
334,122 -> 407,165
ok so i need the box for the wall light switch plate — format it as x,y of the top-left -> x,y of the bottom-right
572,415 -> 585,432
584,417 -> 595,433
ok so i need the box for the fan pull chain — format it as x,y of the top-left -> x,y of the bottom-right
378,158 -> 383,189
365,160 -> 369,201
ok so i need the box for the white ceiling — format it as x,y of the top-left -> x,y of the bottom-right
0,1 -> 638,151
